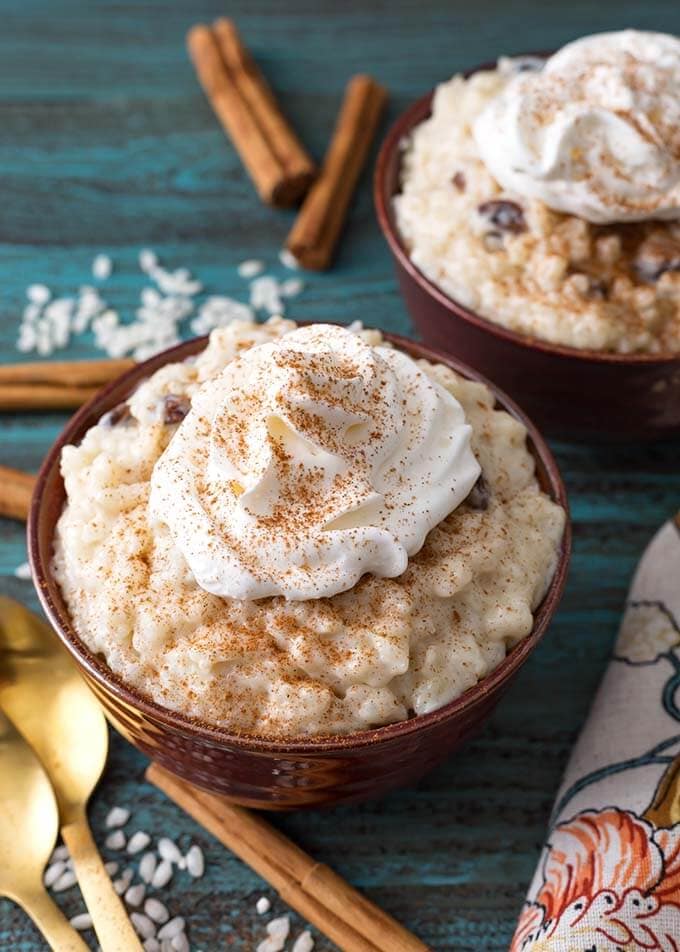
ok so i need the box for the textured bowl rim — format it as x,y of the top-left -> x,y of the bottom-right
28,329 -> 571,755
374,76 -> 680,368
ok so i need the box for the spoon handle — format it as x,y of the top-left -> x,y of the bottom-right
62,810 -> 143,952
13,885 -> 90,952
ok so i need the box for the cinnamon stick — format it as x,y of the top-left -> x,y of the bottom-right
0,466 -> 36,521
286,75 -> 387,270
212,19 -> 315,196
187,22 -> 315,207
0,357 -> 134,387
146,764 -> 429,952
0,384 -> 99,411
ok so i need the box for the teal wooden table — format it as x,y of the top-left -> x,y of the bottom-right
2,2 -> 680,949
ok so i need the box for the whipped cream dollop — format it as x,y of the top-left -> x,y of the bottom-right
474,30 -> 680,224
149,324 -> 480,600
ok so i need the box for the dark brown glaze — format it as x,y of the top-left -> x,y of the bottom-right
374,87 -> 680,442
27,334 -> 570,810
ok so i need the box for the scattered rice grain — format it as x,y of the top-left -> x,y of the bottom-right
43,861 -> 66,887
279,278 -> 304,298
14,562 -> 31,580
125,883 -> 146,907
106,806 -> 131,828
238,259 -> 265,279
131,912 -> 156,940
171,934 -> 189,952
157,837 -> 182,865
144,898 -> 169,924
69,913 -> 93,931
139,851 -> 157,884
151,859 -> 173,889
139,249 -> 158,273
92,254 -> 113,281
105,830 -> 126,850
250,275 -> 283,315
113,868 -> 134,895
127,831 -> 151,854
52,869 -> 78,892
292,930 -> 315,952
185,844 -> 204,878
279,248 -> 299,270
157,917 -> 185,940
255,896 -> 271,915
257,914 -> 290,951
27,283 -> 51,305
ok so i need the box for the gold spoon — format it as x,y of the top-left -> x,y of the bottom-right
0,708 -> 88,951
0,596 -> 142,952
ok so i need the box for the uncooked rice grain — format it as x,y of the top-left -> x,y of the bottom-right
52,869 -> 78,892
131,912 -> 156,940
157,838 -> 182,865
125,883 -> 146,907
151,859 -> 173,889
237,259 -> 265,278
27,284 -> 50,305
92,254 -> 113,281
113,868 -> 134,895
185,844 -> 204,878
139,851 -> 157,884
157,917 -> 185,940
43,862 -> 66,887
69,913 -> 93,931
127,831 -> 151,854
279,248 -> 299,270
139,249 -> 158,272
145,898 -> 169,924
106,806 -> 130,828
13,562 -> 32,580
292,931 -> 315,952
105,830 -> 126,850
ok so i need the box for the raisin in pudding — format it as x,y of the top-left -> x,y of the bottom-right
53,319 -> 565,737
395,30 -> 680,354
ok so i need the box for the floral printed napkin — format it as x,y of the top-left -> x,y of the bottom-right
511,514 -> 680,951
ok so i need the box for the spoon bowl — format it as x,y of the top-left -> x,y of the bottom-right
0,709 -> 88,951
0,596 -> 142,951
0,596 -> 107,820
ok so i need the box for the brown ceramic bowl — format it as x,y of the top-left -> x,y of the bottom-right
28,331 -> 570,810
374,82 -> 680,442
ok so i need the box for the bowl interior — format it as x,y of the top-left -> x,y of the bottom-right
29,331 -> 571,754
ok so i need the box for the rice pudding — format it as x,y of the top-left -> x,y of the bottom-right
53,319 -> 565,737
395,31 -> 680,354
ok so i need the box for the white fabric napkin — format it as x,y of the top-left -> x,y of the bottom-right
511,515 -> 680,951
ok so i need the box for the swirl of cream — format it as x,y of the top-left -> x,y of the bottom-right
149,324 -> 480,600
474,30 -> 680,224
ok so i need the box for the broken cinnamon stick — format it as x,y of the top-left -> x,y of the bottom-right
286,74 -> 387,270
0,384 -> 100,411
187,22 -> 315,207
0,466 -> 36,521
0,357 -> 134,410
0,357 -> 134,388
